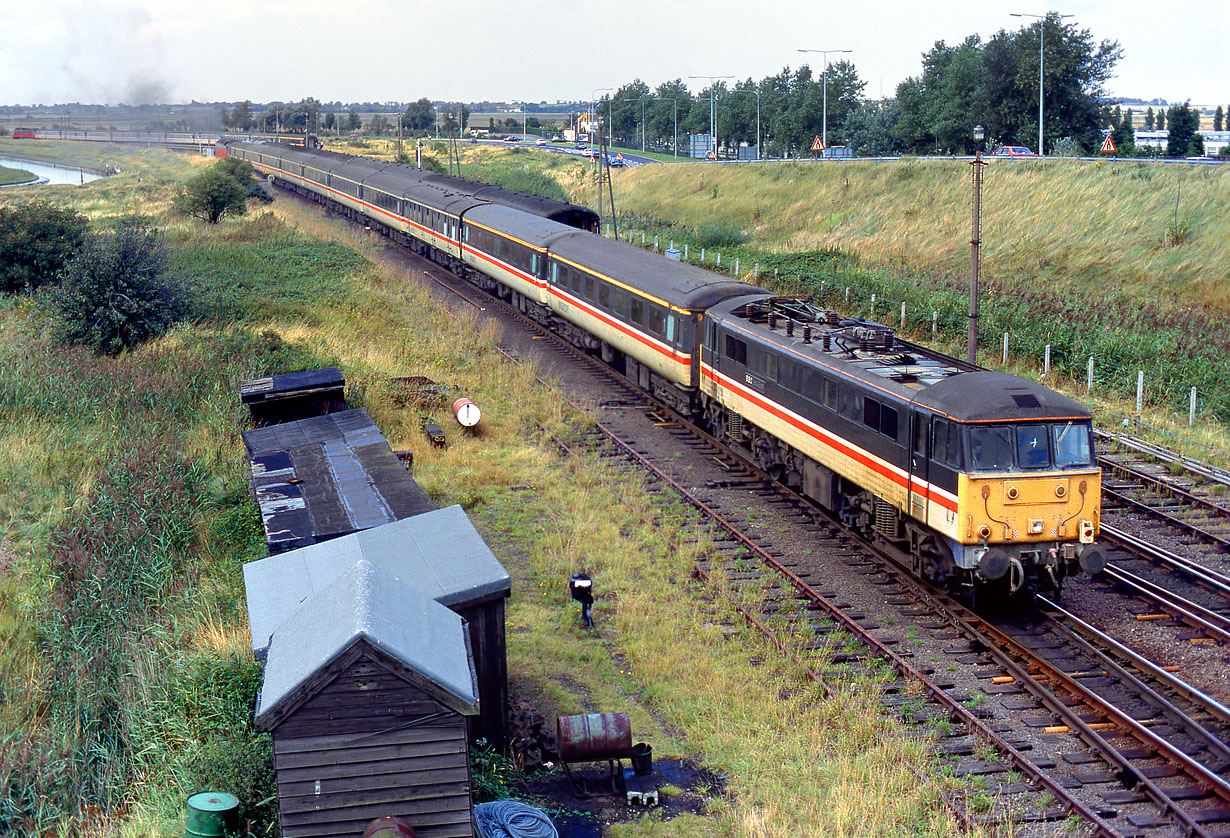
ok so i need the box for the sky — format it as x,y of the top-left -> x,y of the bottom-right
3,0 -> 1226,108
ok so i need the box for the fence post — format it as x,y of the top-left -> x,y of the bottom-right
774,268 -> 778,278
932,311 -> 938,336
684,244 -> 689,260
1002,333 -> 1009,366
845,287 -> 850,306
900,302 -> 906,330
870,293 -> 876,319
701,247 -> 706,262
820,280 -> 826,299
1044,344 -> 1051,377
641,232 -> 645,245
754,263 -> 759,279
734,257 -> 740,276
716,252 -> 721,268
1136,371 -> 1144,413
1087,356 -> 1094,392
1190,387 -> 1197,426
654,235 -> 659,251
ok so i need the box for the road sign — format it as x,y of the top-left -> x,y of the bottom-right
1101,135 -> 1116,153
811,136 -> 825,152
615,153 -> 623,161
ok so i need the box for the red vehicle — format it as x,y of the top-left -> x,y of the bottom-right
991,145 -> 1036,157
11,130 -> 36,139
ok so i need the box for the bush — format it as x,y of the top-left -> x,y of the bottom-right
694,222 -> 747,249
43,217 -> 189,354
0,201 -> 88,292
176,162 -> 254,224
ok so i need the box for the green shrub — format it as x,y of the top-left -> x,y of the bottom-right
694,222 -> 747,249
0,201 -> 89,292
43,217 -> 188,354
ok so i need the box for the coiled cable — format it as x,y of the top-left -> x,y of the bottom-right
473,800 -> 558,838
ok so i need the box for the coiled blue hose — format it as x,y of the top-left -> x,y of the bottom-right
473,800 -> 559,838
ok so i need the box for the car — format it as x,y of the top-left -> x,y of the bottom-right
575,142 -> 588,150
551,135 -> 564,142
991,145 -> 1036,157
503,135 -> 519,143
608,155 -> 627,167
581,148 -> 597,159
535,138 -> 547,146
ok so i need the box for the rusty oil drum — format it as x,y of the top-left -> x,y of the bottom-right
556,712 -> 632,762
362,815 -> 416,838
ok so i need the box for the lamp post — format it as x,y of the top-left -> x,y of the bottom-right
1010,12 -> 1072,156
968,124 -> 986,365
798,48 -> 852,151
689,74 -> 733,158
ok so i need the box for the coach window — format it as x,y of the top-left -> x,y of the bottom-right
666,315 -> 676,343
630,298 -> 645,326
648,307 -> 664,336
584,276 -> 596,300
724,335 -> 747,366
598,283 -> 611,309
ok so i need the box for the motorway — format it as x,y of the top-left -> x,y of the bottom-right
469,135 -> 659,167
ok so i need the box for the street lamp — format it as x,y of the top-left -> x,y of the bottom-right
798,48 -> 852,151
1010,12 -> 1073,156
968,124 -> 987,365
689,74 -> 734,158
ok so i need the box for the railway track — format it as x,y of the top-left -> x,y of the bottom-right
300,189 -> 1230,837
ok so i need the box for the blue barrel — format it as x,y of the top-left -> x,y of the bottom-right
185,792 -> 240,838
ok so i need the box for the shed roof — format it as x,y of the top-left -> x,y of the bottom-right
242,409 -> 435,551
244,505 -> 510,658
254,558 -> 479,730
239,366 -> 344,405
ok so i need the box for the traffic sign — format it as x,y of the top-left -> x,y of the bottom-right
615,153 -> 623,161
811,136 -> 825,152
1101,135 -> 1116,153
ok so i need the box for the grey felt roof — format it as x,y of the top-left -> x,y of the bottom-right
254,558 -> 478,727
244,504 -> 510,658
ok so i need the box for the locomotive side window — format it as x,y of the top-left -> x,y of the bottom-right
764,352 -> 777,381
932,419 -> 962,468
822,378 -> 838,410
862,398 -> 898,439
913,413 -> 927,455
724,335 -> 747,366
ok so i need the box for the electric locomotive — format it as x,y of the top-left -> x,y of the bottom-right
701,296 -> 1104,594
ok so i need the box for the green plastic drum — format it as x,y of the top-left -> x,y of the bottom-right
185,792 -> 240,838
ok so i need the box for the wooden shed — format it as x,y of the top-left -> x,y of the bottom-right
244,505 -> 511,747
242,408 -> 436,553
240,366 -> 347,426
255,558 -> 477,838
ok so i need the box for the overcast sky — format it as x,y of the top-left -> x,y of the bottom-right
4,0 -> 1225,108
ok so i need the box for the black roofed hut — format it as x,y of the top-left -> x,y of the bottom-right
242,408 -> 436,553
244,505 -> 511,746
255,558 -> 477,838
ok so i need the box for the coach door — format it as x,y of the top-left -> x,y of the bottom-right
908,410 -> 929,524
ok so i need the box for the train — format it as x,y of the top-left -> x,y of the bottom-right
219,138 -> 1106,597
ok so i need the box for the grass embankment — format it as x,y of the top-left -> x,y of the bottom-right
0,166 -> 36,186
0,146 -> 973,836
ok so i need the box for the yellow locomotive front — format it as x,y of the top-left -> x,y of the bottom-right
957,419 -> 1105,592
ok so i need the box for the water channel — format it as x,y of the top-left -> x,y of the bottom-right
0,156 -> 102,186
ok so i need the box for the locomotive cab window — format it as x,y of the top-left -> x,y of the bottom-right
1052,421 -> 1093,468
968,426 -> 1014,471
1016,424 -> 1052,469
932,419 -> 962,469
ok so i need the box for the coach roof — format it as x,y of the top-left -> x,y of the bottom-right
549,233 -> 763,312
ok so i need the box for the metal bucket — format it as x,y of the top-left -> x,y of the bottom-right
630,742 -> 653,776
362,815 -> 417,838
184,792 -> 240,838
557,713 -> 632,762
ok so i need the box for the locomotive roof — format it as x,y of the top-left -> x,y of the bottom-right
549,233 -> 763,311
710,296 -> 1091,422
913,371 -> 1092,422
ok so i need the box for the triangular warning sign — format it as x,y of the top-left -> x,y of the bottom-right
811,136 -> 825,152
615,153 -> 623,160
706,150 -> 716,159
1101,135 -> 1116,153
